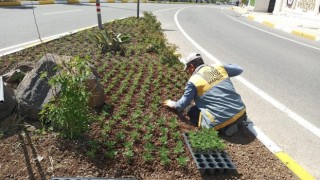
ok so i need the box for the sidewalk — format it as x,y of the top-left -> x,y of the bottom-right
231,6 -> 320,41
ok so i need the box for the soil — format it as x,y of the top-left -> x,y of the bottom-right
0,14 -> 298,180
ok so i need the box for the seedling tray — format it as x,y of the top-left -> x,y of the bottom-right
183,133 -> 236,175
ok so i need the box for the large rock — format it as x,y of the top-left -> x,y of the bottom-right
0,83 -> 17,121
15,54 -> 104,121
2,61 -> 35,84
15,54 -> 60,121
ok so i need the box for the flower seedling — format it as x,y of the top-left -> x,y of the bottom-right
105,141 -> 116,150
144,142 -> 154,153
143,152 -> 153,163
130,131 -> 139,141
116,131 -> 126,142
159,135 -> 168,145
172,131 -> 180,140
173,140 -> 184,154
105,150 -> 117,159
176,156 -> 189,167
159,147 -> 170,165
143,133 -> 153,141
86,140 -> 100,158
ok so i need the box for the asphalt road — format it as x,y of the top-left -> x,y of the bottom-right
0,3 -> 186,50
1,3 -> 320,178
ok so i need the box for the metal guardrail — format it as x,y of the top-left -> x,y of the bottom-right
0,76 -> 4,103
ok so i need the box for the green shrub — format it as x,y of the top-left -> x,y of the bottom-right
90,29 -> 129,54
40,56 -> 93,139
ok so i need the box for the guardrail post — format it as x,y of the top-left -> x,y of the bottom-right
96,0 -> 103,29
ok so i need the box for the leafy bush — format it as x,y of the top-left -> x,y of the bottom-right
143,12 -> 162,32
188,128 -> 225,152
40,56 -> 93,139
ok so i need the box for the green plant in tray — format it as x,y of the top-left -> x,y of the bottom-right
188,128 -> 225,153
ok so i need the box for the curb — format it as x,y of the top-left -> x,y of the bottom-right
245,14 -> 320,42
0,24 -> 96,57
246,120 -> 315,180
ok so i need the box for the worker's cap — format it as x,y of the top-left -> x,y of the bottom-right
180,53 -> 201,70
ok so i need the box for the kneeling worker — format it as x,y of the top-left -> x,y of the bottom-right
162,53 -> 247,136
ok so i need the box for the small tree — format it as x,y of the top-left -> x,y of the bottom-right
40,56 -> 93,139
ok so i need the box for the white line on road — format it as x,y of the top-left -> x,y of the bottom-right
227,15 -> 320,51
0,24 -> 96,57
43,10 -> 82,15
153,7 -> 185,14
174,7 -> 320,139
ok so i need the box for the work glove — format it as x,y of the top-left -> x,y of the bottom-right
162,100 -> 177,109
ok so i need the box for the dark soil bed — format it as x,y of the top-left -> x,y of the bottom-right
0,13 -> 297,180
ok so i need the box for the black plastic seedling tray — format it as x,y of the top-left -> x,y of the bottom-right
183,133 -> 236,175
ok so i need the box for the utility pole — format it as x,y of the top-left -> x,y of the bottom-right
137,0 -> 140,18
96,0 -> 103,29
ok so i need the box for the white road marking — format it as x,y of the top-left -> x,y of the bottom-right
43,10 -> 82,15
174,7 -> 320,139
227,15 -> 320,51
0,24 -> 96,57
153,7 -> 184,13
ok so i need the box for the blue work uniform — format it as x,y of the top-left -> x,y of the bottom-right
175,64 -> 245,130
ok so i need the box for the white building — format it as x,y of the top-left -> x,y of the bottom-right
249,0 -> 320,16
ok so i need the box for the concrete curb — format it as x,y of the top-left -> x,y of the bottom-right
230,7 -> 319,42
245,14 -> 320,41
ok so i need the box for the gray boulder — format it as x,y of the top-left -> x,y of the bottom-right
2,61 -> 35,84
15,54 -> 60,120
15,54 -> 104,121
0,83 -> 17,121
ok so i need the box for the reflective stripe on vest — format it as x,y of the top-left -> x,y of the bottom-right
189,65 -> 228,96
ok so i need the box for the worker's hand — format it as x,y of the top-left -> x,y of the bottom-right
162,100 -> 177,109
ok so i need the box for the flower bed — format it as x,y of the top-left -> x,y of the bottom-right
0,13 -> 297,179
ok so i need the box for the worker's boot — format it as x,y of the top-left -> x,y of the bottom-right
223,124 -> 238,137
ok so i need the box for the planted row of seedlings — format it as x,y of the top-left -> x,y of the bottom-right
91,54 -> 193,169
